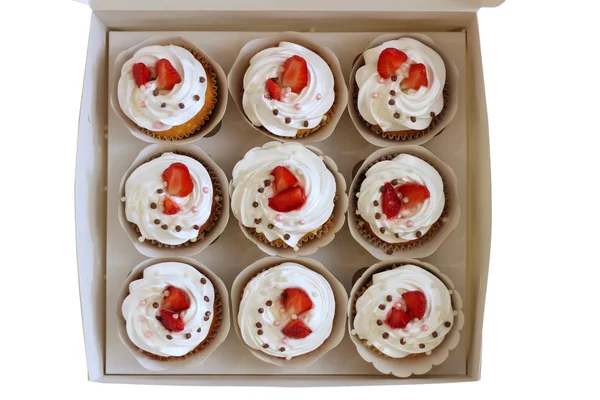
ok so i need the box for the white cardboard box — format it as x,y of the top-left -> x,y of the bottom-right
75,0 -> 500,385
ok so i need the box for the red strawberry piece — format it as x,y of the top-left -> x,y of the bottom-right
268,186 -> 305,212
161,286 -> 190,312
397,183 -> 430,209
281,288 -> 313,315
402,291 -> 427,320
132,63 -> 152,87
162,163 -> 194,197
265,78 -> 282,101
162,196 -> 180,215
381,182 -> 403,219
281,319 -> 313,339
281,55 -> 309,94
377,48 -> 408,79
158,309 -> 185,332
155,58 -> 182,91
400,63 -> 428,90
272,166 -> 298,194
385,307 -> 412,329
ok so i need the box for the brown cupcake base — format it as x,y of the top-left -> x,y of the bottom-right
245,214 -> 335,250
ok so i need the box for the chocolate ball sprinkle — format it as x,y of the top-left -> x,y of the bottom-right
379,186 -> 386,193
150,202 -> 157,209
258,187 -> 264,193
395,233 -> 400,238
266,300 -> 273,306
285,117 -> 291,124
373,200 -> 379,206
264,180 -> 271,186
157,188 -> 163,194
382,332 -> 389,339
193,95 -> 200,101
258,308 -> 264,314
375,213 -> 381,219
154,219 -> 160,225
379,227 -> 386,234
153,89 -> 159,96
254,218 -> 262,224
432,331 -> 438,338
391,179 -> 398,185
204,315 -> 209,321
444,321 -> 452,328
378,304 -> 386,310
273,109 -> 279,116
390,90 -> 396,96
268,224 -> 274,229
179,103 -> 185,109
252,202 -> 258,208
400,338 -> 406,345
376,320 -> 383,326
262,344 -> 269,349
161,224 -> 168,230
204,296 -> 210,302
279,347 -> 285,352
152,302 -> 159,309
257,329 -> 264,335
419,343 -> 425,349
393,112 -> 400,119
166,335 -> 173,340
388,99 -> 395,106
205,311 -> 211,317
284,234 -> 290,240
256,322 -> 262,328
430,111 -> 436,117
386,295 -> 392,302
410,116 -> 417,122
199,76 -> 205,83
193,225 -> 200,230
303,121 -> 309,127
391,75 -> 398,81
160,103 -> 166,108
185,333 -> 192,339
416,231 -> 422,238
175,225 -> 181,232
197,327 -> 202,333
200,278 -> 207,284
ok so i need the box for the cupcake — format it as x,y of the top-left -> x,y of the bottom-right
230,141 -> 348,256
114,38 -> 226,143
117,258 -> 230,370
349,146 -> 460,259
119,144 -> 229,257
349,260 -> 464,377
229,32 -> 348,143
231,257 -> 347,368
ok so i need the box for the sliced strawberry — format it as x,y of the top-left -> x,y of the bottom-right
281,288 -> 313,315
265,78 -> 282,100
162,163 -> 194,197
381,182 -> 403,219
155,58 -> 182,91
268,187 -> 305,212
400,63 -> 428,90
132,63 -> 152,87
385,307 -> 412,329
272,166 -> 298,194
281,319 -> 313,339
397,183 -> 430,209
158,309 -> 185,332
281,55 -> 309,94
161,286 -> 190,312
162,196 -> 180,215
377,48 -> 408,79
402,291 -> 427,320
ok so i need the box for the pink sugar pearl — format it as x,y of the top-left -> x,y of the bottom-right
402,328 -> 409,333
143,331 -> 153,338
298,219 -> 305,225
139,101 -> 146,108
316,93 -> 322,100
282,92 -> 290,99
371,92 -> 379,99
145,82 -> 153,89
202,186 -> 210,194
191,206 -> 198,213
139,300 -> 146,306
275,214 -> 284,221
282,338 -> 289,344
154,121 -> 163,129
294,103 -> 301,110
421,324 -> 429,331
279,307 -> 286,314
377,76 -> 385,84
274,320 -> 281,327
406,220 -> 414,227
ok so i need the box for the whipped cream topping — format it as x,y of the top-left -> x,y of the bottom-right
356,38 -> 446,132
357,154 -> 444,243
231,142 -> 336,248
124,152 -> 213,245
121,262 -> 216,357
118,45 -> 208,131
238,262 -> 335,359
353,265 -> 454,358
242,42 -> 335,137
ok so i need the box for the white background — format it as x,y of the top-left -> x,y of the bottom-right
1,0 -> 599,397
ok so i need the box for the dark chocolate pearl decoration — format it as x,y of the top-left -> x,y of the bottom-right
444,321 -> 452,328
266,300 -> 273,306
432,331 -> 438,338
386,295 -> 392,302
375,213 -> 381,219
263,344 -> 269,348
200,278 -> 207,284
254,218 -> 262,224
152,302 -> 159,309
376,320 -> 383,326
378,304 -> 386,310
284,234 -> 290,240
150,202 -> 157,209
419,343 -> 425,349
199,76 -> 206,83
382,332 -> 389,339
257,329 -> 264,335
204,296 -> 210,302
161,224 -> 168,230
410,116 -> 417,122
393,112 -> 400,119
379,227 -> 386,234
166,335 -> 173,340
193,95 -> 200,101
258,308 -> 264,314
154,219 -> 160,225
256,322 -> 262,328
185,333 -> 192,339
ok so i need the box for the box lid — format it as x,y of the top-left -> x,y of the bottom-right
75,0 -> 504,11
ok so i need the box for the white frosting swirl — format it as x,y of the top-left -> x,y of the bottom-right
242,42 -> 335,137
238,262 -> 335,359
125,152 -> 213,245
353,265 -> 454,358
357,154 -> 444,243
121,262 -> 216,357
118,45 -> 208,131
356,38 -> 446,132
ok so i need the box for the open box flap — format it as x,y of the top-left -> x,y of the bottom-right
79,0 -> 504,11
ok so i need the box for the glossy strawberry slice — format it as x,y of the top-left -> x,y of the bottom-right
272,166 -> 298,194
400,63 -> 428,90
381,182 -> 403,219
397,183 -> 430,209
281,288 -> 313,315
268,187 -> 305,212
402,291 -> 427,320
162,196 -> 180,215
162,163 -> 194,197
155,58 -> 182,91
158,309 -> 185,332
281,319 -> 313,339
385,307 -> 412,329
281,55 -> 309,94
265,78 -> 282,100
161,286 -> 190,312
132,63 -> 152,87
377,48 -> 408,79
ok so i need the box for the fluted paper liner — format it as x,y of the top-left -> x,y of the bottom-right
231,257 -> 348,368
228,32 -> 348,144
348,146 -> 460,259
230,143 -> 349,257
348,259 -> 464,377
118,144 -> 230,258
116,257 -> 231,371
348,33 -> 459,147
110,35 -> 228,144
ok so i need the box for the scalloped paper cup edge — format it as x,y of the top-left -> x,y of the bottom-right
348,258 -> 464,377
348,145 -> 460,260
116,257 -> 231,371
118,143 -> 230,258
348,33 -> 459,147
110,35 -> 228,145
231,256 -> 348,368
229,142 -> 348,257
227,31 -> 348,144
